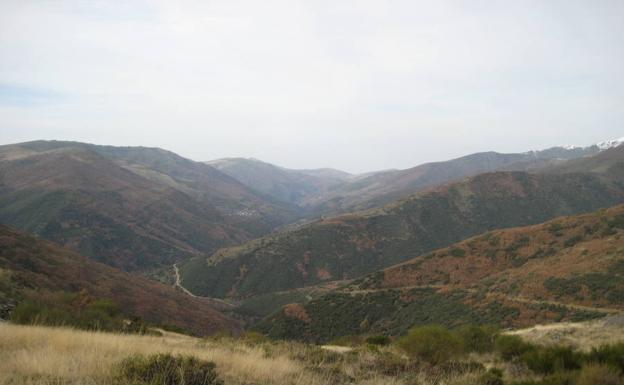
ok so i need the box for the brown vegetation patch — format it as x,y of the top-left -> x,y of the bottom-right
282,303 -> 311,323
0,225 -> 241,336
316,268 -> 332,280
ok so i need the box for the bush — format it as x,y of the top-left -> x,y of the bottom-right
373,351 -> 411,375
397,325 -> 464,365
117,354 -> 223,385
587,343 -> 624,372
365,335 -> 390,346
450,248 -> 467,257
539,372 -> 576,385
577,363 -> 622,385
9,291 -> 161,334
457,325 -> 498,353
241,331 -> 270,345
522,346 -> 581,374
441,360 -> 485,375
495,335 -> 535,361
479,368 -> 504,385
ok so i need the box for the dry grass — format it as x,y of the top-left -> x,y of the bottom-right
506,314 -> 624,351
2,323 -> 461,385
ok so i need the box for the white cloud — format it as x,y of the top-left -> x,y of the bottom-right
1,0 -> 623,172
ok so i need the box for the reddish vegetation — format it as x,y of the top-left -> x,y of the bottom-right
0,142 -> 292,271
316,268 -> 332,280
368,204 -> 624,311
0,225 -> 241,336
283,303 -> 311,323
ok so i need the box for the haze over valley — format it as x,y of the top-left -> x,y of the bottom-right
2,1 -> 624,384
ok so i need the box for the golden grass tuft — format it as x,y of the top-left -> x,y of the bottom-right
0,323 -> 420,385
0,324 -> 303,385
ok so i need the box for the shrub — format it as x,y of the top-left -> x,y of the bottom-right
397,325 -> 464,365
587,343 -> 624,372
450,248 -> 467,257
548,223 -> 564,236
365,335 -> 390,346
608,215 -> 624,230
10,301 -> 52,325
116,353 -> 223,385
373,351 -> 411,375
539,372 -> 576,385
457,325 -> 498,353
511,372 -> 576,385
576,363 -> 622,385
479,368 -> 504,385
521,346 -> 581,374
441,360 -> 485,375
241,331 -> 269,345
9,291 -> 132,332
495,334 -> 535,361
563,235 -> 583,248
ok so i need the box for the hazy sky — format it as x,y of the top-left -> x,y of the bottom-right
1,1 -> 623,173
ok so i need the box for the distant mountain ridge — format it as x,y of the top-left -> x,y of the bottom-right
180,145 -> 624,299
206,157 -> 352,207
0,140 -> 297,271
0,137 -> 620,274
304,143 -> 609,214
205,139 -> 617,215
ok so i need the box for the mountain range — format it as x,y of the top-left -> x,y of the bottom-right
257,203 -> 624,342
2,137 -> 624,339
206,157 -> 352,208
179,145 -> 624,299
0,141 -> 298,270
207,142 -> 612,215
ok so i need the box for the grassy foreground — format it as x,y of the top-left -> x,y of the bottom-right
0,323 -> 464,385
0,324 -> 305,385
4,320 -> 624,385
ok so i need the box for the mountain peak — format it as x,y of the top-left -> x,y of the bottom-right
596,137 -> 624,150
544,137 -> 624,153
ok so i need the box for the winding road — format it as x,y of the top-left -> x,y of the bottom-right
172,263 -> 235,309
173,263 -> 198,297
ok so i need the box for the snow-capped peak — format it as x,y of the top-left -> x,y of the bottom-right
596,137 -> 624,150
561,144 -> 581,150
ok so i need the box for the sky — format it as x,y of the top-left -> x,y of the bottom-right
1,1 -> 623,173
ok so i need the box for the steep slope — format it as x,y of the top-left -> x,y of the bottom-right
258,204 -> 624,342
306,145 -> 602,213
0,141 -> 295,270
206,142 -> 609,217
181,151 -> 624,298
206,157 -> 351,206
0,225 -> 240,336
543,143 -> 624,175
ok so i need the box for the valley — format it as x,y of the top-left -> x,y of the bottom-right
179,145 -> 624,299
3,138 -> 624,385
4,1 -> 624,382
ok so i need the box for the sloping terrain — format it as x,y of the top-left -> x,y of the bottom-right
181,153 -> 624,298
206,145 -> 604,216
0,141 -> 295,270
304,145 -> 602,213
206,157 -> 351,206
0,225 -> 240,336
257,204 -> 624,342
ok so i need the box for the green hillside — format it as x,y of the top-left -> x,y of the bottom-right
181,166 -> 624,298
256,204 -> 624,342
0,141 -> 296,270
